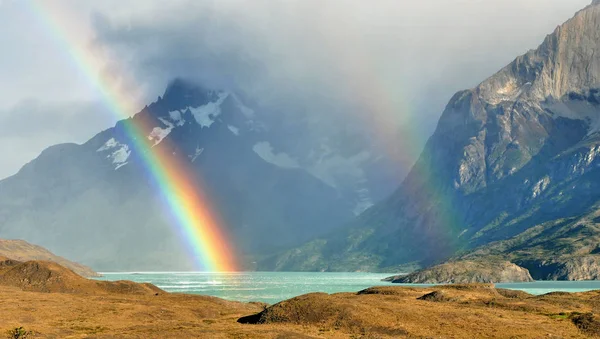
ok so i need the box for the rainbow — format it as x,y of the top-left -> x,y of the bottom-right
320,22 -> 465,253
27,2 -> 237,272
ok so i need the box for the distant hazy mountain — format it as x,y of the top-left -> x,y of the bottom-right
263,1 -> 600,279
0,79 -> 401,271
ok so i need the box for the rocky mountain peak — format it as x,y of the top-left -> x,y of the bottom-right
479,3 -> 600,105
427,2 -> 600,194
160,78 -> 223,112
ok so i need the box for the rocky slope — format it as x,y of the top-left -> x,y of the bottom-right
386,260 -> 533,284
262,1 -> 600,278
0,239 -> 98,277
458,209 -> 600,280
0,79 -> 402,271
387,207 -> 600,282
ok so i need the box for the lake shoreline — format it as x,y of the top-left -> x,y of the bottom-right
96,271 -> 600,304
2,259 -> 599,337
4,280 -> 600,338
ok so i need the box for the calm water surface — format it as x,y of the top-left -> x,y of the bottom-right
96,272 -> 600,304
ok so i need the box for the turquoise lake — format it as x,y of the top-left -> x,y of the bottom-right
96,272 -> 600,304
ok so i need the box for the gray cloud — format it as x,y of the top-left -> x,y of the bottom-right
92,0 -> 591,152
0,1 -> 99,107
0,100 -> 113,178
0,0 -> 592,179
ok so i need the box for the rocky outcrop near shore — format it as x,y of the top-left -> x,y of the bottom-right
387,260 -> 534,284
520,255 -> 600,281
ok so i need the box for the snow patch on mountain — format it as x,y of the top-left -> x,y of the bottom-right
253,142 -> 300,169
307,149 -> 372,188
190,146 -> 204,162
189,92 -> 229,128
168,110 -> 185,126
109,145 -> 130,169
228,125 -> 240,136
545,97 -> 600,135
532,176 -> 551,199
246,119 -> 268,132
97,138 -> 119,152
148,118 -> 174,146
232,94 -> 255,117
97,138 -> 131,170
353,186 -> 374,215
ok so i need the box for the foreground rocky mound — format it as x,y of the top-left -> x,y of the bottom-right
0,239 -> 98,277
0,259 -> 160,295
238,284 -> 600,338
386,260 -> 534,283
0,267 -> 265,339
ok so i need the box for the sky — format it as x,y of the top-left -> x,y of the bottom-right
0,0 -> 592,179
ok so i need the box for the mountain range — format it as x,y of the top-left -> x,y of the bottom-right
0,79 -> 400,271
259,1 -> 600,280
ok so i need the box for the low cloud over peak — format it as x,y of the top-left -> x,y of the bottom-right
0,0 -> 591,178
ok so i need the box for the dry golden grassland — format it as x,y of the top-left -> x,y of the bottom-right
1,258 -> 600,338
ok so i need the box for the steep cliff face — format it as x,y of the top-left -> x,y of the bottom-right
545,256 -> 600,280
263,1 -> 600,275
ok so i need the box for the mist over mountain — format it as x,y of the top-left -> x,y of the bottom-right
263,1 -> 600,279
0,0 -> 590,182
0,79 -> 402,271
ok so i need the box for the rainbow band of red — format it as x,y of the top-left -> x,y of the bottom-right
28,1 -> 237,272
128,115 -> 237,272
